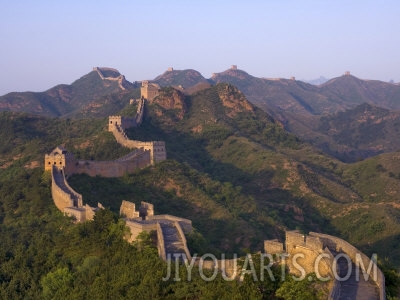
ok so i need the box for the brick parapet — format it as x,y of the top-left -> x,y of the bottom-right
174,220 -> 192,261
156,223 -> 167,261
309,232 -> 385,300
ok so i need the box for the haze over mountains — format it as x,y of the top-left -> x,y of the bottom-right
2,66 -> 400,162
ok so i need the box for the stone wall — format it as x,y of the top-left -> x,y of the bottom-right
73,150 -> 151,178
47,146 -> 152,222
264,239 -> 284,254
285,230 -> 305,249
145,214 -> 192,233
45,146 -> 76,173
120,200 -> 139,219
93,67 -> 126,90
156,223 -> 167,261
109,123 -> 166,164
108,116 -> 137,131
135,97 -> 145,126
174,220 -> 192,260
286,231 -> 334,278
51,166 -> 83,211
51,169 -> 75,211
324,247 -> 341,300
139,201 -> 154,218
124,220 -> 158,242
63,204 -> 97,223
141,80 -> 160,101
309,232 -> 386,300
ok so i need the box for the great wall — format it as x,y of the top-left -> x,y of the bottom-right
45,68 -> 385,299
93,67 -> 129,91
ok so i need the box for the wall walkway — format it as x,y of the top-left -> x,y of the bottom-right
51,166 -> 82,211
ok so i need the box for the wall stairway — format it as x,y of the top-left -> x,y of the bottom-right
331,249 -> 379,300
160,222 -> 188,261
52,167 -> 80,207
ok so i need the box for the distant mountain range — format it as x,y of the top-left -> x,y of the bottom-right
2,66 -> 400,161
303,76 -> 330,85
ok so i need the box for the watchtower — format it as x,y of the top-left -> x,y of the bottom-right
44,146 -> 76,174
141,81 -> 160,101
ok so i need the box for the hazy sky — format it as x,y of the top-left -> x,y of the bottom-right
1,0 -> 399,95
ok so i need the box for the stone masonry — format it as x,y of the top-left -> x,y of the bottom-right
264,231 -> 385,300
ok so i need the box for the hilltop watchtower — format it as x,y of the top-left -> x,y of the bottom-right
141,80 -> 160,101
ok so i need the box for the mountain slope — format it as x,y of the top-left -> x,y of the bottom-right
0,68 -> 139,117
153,67 -> 400,161
2,84 -> 400,268
153,68 -> 209,89
283,103 -> 400,162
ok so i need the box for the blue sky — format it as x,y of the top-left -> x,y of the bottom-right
1,0 -> 399,94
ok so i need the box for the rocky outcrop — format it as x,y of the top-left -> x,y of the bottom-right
151,87 -> 187,120
216,84 -> 254,117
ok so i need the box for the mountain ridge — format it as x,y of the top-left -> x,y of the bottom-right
2,66 -> 400,117
2,66 -> 400,161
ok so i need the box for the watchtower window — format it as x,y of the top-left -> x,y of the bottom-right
59,162 -> 62,165
48,161 -> 51,164
53,162 -> 56,165
110,121 -> 113,124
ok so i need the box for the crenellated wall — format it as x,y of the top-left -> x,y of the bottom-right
284,231 -> 331,280
73,151 -> 151,178
108,95 -> 166,164
109,123 -> 166,164
309,232 -> 385,300
47,94 -> 166,222
50,166 -> 100,222
46,145 -> 153,223
265,231 -> 385,300
121,201 -> 192,261
93,67 -> 126,90
141,80 -> 160,101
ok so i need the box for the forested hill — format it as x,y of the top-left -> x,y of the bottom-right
0,83 -> 400,298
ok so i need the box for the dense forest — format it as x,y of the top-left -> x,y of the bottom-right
0,167 -> 334,299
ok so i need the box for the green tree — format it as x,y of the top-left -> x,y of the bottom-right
41,268 -> 74,300
275,273 -> 328,300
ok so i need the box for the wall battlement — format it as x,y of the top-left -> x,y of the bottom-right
108,96 -> 166,164
46,145 -> 153,221
46,89 -> 166,220
264,231 -> 385,300
93,67 -> 127,90
121,200 -> 192,261
140,80 -> 160,101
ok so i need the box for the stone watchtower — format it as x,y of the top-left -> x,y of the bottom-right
140,80 -> 160,101
108,116 -> 123,131
44,146 -> 76,174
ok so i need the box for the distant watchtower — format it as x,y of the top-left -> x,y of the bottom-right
344,71 -> 351,76
231,65 -> 237,70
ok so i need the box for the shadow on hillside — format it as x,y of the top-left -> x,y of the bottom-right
125,121 -> 253,186
358,233 -> 400,269
68,172 -> 258,255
